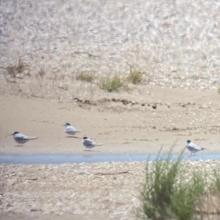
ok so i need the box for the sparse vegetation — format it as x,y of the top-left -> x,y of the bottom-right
141,149 -> 219,220
76,72 -> 94,82
127,67 -> 144,84
99,75 -> 124,92
213,169 -> 220,192
6,57 -> 26,78
38,67 -> 46,79
171,171 -> 205,220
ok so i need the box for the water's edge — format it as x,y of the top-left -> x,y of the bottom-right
1,152 -> 220,164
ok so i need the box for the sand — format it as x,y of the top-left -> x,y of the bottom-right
0,162 -> 144,220
0,86 -> 220,154
1,161 -> 220,220
1,87 -> 220,219
1,1 -> 220,219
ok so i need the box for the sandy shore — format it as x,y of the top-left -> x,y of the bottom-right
0,162 -> 145,220
1,2 -> 220,219
0,88 -> 220,220
0,87 -> 220,154
1,161 -> 220,220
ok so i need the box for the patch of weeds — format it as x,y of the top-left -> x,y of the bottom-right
76,72 -> 94,82
217,88 -> 220,94
38,67 -> 46,79
213,169 -> 220,192
6,57 -> 26,78
127,67 -> 144,84
99,75 -> 124,92
142,149 -> 206,220
171,171 -> 205,220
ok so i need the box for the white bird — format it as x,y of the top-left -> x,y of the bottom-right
186,140 -> 205,155
64,122 -> 80,136
12,131 -> 38,144
82,136 -> 96,149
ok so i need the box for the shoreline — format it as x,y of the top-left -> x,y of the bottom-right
1,91 -> 220,155
1,152 -> 220,164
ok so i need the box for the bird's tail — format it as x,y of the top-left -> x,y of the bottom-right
28,137 -> 38,140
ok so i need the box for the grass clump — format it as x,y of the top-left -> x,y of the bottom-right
127,67 -> 144,84
171,172 -> 205,220
76,72 -> 94,82
142,149 -> 206,220
213,169 -> 220,192
6,57 -> 26,78
99,75 -> 124,92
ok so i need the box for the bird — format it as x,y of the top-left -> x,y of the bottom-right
82,136 -> 96,149
185,140 -> 205,155
12,131 -> 38,144
64,122 -> 80,136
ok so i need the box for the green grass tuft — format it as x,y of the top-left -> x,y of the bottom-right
99,75 -> 124,92
142,149 -> 206,220
213,169 -> 220,192
171,171 -> 205,220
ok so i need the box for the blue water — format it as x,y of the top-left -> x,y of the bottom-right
1,152 -> 220,164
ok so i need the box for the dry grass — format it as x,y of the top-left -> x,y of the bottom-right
76,72 -> 95,82
6,57 -> 26,78
99,75 -> 124,92
127,67 -> 144,84
38,67 -> 46,79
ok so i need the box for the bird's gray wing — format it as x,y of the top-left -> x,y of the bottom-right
66,126 -> 76,133
16,133 -> 28,140
84,139 -> 95,147
189,142 -> 201,150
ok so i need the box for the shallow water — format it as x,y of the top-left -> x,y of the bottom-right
1,152 -> 220,164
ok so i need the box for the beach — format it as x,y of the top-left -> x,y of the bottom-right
0,89 -> 220,219
1,161 -> 220,220
1,0 -> 220,219
0,87 -> 220,154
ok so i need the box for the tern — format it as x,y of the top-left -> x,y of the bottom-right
82,136 -> 98,149
12,131 -> 38,144
64,122 -> 80,136
186,140 -> 205,155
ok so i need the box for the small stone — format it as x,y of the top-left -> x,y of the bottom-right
152,104 -> 157,109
